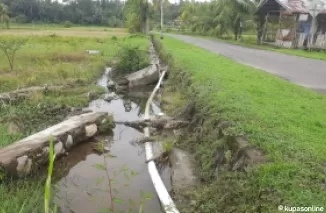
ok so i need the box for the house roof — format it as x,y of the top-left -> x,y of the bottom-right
255,0 -> 326,15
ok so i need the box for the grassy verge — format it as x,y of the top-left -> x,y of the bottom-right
0,32 -> 149,213
156,36 -> 326,212
166,30 -> 326,61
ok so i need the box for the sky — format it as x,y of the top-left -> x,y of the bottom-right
56,0 -> 210,3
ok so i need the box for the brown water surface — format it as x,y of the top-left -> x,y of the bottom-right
55,70 -> 169,213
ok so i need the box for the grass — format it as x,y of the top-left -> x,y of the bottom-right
0,179 -> 45,213
0,25 -> 128,38
157,36 -> 326,212
0,28 -> 149,213
0,34 -> 149,148
166,29 -> 326,61
217,34 -> 326,61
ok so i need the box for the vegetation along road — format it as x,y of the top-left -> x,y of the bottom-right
168,34 -> 326,92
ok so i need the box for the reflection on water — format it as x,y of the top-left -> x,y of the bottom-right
55,71 -> 169,213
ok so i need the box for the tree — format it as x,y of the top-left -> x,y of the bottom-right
179,0 -> 256,40
1,0 -> 125,26
218,0 -> 255,40
124,0 -> 148,33
0,3 -> 9,29
0,38 -> 27,73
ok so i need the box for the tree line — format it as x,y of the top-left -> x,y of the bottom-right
0,0 -> 261,40
0,0 -> 182,29
122,0 -> 260,40
0,0 -> 125,27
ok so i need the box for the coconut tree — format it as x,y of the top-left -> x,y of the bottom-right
124,0 -> 148,33
217,0 -> 256,40
0,3 -> 9,29
179,0 -> 256,39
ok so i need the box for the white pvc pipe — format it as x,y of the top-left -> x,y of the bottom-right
144,56 -> 180,213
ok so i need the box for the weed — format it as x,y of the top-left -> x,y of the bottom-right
163,140 -> 175,154
44,138 -> 57,213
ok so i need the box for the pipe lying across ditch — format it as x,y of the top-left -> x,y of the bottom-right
144,46 -> 180,213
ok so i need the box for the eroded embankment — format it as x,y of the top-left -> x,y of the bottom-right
152,36 -> 264,212
152,36 -> 326,212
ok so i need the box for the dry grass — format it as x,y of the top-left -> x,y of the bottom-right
49,52 -> 88,62
0,28 -> 128,38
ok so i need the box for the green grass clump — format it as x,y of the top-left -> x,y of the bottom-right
158,36 -> 326,212
0,179 -> 45,213
113,43 -> 150,74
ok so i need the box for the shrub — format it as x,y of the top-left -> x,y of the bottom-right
63,21 -> 73,28
14,14 -> 28,24
114,44 -> 149,74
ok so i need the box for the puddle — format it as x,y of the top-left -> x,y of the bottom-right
55,70 -> 170,213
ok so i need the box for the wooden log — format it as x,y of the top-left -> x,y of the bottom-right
125,64 -> 160,88
0,85 -> 65,105
0,112 -> 114,177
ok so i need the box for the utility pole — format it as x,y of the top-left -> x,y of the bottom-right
160,0 -> 164,39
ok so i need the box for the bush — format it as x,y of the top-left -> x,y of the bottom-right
14,14 -> 28,24
63,21 -> 73,28
114,44 -> 149,74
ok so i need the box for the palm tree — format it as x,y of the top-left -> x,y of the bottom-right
179,0 -> 256,39
217,0 -> 256,40
0,3 -> 9,29
124,0 -> 148,33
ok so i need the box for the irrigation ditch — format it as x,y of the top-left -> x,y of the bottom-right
0,33 -> 269,213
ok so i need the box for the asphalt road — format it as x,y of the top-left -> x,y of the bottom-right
167,34 -> 326,92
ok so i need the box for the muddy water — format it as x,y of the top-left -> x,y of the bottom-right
55,71 -> 168,213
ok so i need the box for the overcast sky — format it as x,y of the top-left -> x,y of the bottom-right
57,0 -> 210,3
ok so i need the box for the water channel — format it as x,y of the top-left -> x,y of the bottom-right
55,69 -> 170,213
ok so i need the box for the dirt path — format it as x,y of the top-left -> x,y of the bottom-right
167,34 -> 326,92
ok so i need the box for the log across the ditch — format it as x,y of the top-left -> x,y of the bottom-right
114,41 -> 162,89
0,112 -> 114,177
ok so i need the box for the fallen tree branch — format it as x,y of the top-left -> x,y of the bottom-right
145,152 -> 169,164
115,118 -> 189,130
129,136 -> 156,145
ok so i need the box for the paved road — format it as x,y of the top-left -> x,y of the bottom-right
168,34 -> 326,92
